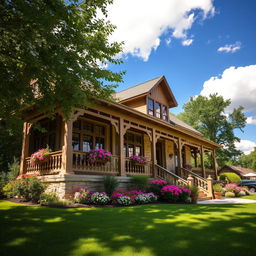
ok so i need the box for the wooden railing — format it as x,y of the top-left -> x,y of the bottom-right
24,150 -> 62,175
156,164 -> 188,187
72,152 -> 119,175
181,167 -> 208,193
125,159 -> 153,176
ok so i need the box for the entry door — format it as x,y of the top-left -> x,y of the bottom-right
156,141 -> 165,167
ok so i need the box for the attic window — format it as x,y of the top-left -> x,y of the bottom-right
148,98 -> 154,116
155,102 -> 161,118
162,106 -> 168,121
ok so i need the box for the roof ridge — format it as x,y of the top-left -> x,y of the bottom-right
116,75 -> 163,94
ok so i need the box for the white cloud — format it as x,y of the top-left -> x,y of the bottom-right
200,65 -> 256,113
182,39 -> 194,46
247,116 -> 256,125
217,41 -> 241,53
106,0 -> 215,61
235,140 -> 256,155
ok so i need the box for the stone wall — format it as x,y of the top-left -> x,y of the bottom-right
40,174 -> 134,199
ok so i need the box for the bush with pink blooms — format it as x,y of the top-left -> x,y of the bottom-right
74,187 -> 91,204
147,179 -> 168,196
161,185 -> 191,203
87,149 -> 112,163
224,183 -> 248,197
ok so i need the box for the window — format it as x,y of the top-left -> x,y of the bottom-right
162,105 -> 168,121
155,102 -> 161,118
29,118 -> 57,154
72,119 -> 107,152
124,132 -> 143,157
148,98 -> 154,116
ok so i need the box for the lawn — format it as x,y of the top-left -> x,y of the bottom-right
1,200 -> 256,256
241,193 -> 256,200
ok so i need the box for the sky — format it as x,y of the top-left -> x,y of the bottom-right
105,0 -> 256,155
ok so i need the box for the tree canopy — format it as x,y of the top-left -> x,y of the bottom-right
0,0 -> 124,172
177,94 -> 247,166
232,148 -> 256,171
0,0 -> 124,120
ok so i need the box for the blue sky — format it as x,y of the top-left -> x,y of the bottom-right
106,0 -> 256,154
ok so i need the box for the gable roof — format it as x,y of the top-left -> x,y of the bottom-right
114,76 -> 177,107
169,113 -> 202,135
220,165 -> 256,176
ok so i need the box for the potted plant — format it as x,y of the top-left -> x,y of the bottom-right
189,186 -> 199,204
213,184 -> 222,199
129,155 -> 147,165
87,149 -> 112,165
30,148 -> 51,166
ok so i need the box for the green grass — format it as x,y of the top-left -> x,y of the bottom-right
1,200 -> 256,256
241,193 -> 256,200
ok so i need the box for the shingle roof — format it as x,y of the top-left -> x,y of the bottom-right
114,76 -> 163,101
224,166 -> 256,176
169,113 -> 202,135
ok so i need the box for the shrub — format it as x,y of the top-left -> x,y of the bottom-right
39,193 -> 59,205
147,179 -> 168,196
213,184 -> 223,192
2,181 -> 16,198
225,191 -> 235,198
117,195 -> 132,206
91,192 -> 110,205
13,177 -> 45,203
237,191 -> 246,197
224,183 -> 243,196
219,173 -> 241,185
161,185 -> 191,203
131,175 -> 149,190
103,176 -> 119,196
73,188 -> 91,204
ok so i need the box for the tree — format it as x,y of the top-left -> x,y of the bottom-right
0,0 -> 124,119
234,148 -> 256,171
0,0 -> 124,172
177,94 -> 247,166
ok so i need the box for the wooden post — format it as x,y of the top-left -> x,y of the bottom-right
62,119 -> 73,174
187,174 -> 194,187
177,138 -> 182,177
200,145 -> 206,178
152,128 -> 157,177
20,122 -> 31,174
207,175 -> 213,198
212,149 -> 218,179
119,118 -> 126,176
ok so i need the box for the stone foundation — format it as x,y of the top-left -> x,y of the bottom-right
39,174 -> 133,199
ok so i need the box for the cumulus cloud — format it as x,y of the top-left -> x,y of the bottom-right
106,0 -> 214,61
182,39 -> 194,46
235,140 -> 256,155
247,116 -> 256,125
217,41 -> 241,53
200,65 -> 256,113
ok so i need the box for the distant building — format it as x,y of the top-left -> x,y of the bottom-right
219,165 -> 256,180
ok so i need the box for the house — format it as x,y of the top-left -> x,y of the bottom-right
20,76 -> 221,198
219,165 -> 256,180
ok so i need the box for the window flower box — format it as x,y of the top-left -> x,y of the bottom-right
30,148 -> 51,166
129,155 -> 147,165
87,149 -> 112,165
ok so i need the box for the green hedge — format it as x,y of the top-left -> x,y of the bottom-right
219,172 -> 241,185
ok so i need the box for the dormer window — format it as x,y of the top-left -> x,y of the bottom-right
155,102 -> 161,118
148,98 -> 154,116
162,106 -> 168,121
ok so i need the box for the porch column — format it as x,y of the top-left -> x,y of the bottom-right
119,118 -> 126,176
20,122 -> 31,174
62,119 -> 73,174
152,128 -> 157,177
212,149 -> 218,179
200,145 -> 206,178
177,137 -> 182,177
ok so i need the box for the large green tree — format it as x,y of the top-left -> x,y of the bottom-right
177,94 -> 247,166
232,148 -> 256,171
0,0 -> 124,171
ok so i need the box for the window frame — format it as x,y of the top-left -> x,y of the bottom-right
147,97 -> 154,116
124,131 -> 144,157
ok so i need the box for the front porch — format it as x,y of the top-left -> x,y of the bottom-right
20,105 -> 219,197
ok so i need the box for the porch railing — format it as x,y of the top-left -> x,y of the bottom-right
72,152 -> 119,175
156,164 -> 188,187
24,150 -> 62,175
125,158 -> 153,176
